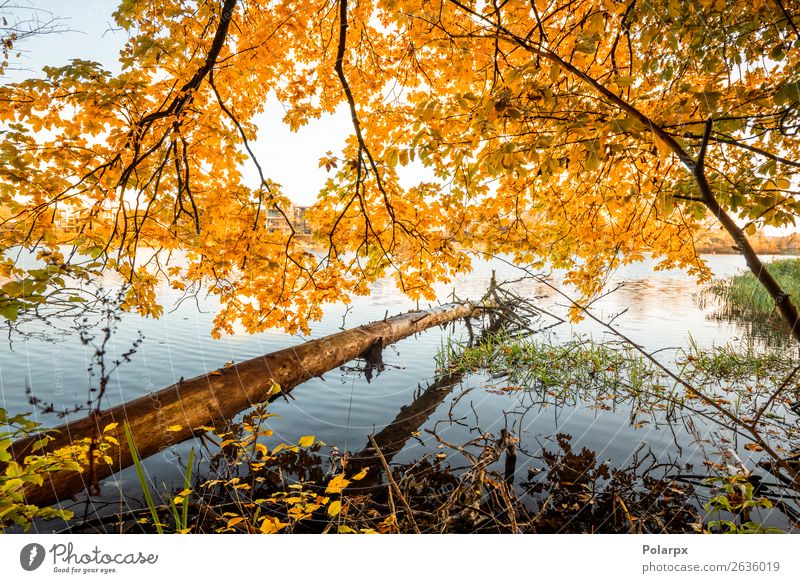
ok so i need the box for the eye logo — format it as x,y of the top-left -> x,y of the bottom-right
19,543 -> 46,571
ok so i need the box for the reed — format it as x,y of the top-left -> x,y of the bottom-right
708,258 -> 800,318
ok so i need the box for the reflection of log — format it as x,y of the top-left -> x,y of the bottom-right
501,429 -> 517,486
348,369 -> 464,487
349,317 -> 502,487
12,303 -> 478,508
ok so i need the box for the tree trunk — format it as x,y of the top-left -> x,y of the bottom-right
11,302 -> 478,508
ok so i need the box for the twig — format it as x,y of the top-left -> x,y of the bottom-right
368,434 -> 421,534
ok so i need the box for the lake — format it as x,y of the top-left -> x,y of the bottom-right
1,253 -> 795,531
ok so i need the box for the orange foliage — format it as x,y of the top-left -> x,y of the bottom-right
1,0 -> 799,333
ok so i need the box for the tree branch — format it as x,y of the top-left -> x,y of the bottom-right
446,0 -> 800,344
695,118 -> 713,175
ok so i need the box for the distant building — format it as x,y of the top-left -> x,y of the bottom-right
53,206 -> 116,232
293,206 -> 311,234
265,204 -> 312,235
47,202 -> 313,238
265,208 -> 288,231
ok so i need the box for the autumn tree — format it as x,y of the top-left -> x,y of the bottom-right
1,0 -> 800,341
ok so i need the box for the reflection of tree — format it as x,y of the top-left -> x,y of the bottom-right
523,433 -> 700,533
697,288 -> 793,348
59,409 -> 706,533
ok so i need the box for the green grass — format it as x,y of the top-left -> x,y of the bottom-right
124,422 -> 164,534
167,447 -> 194,533
437,330 -> 799,415
438,330 -> 667,403
681,335 -> 795,379
709,258 -> 800,318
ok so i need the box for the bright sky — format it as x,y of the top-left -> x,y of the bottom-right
6,0 -> 352,206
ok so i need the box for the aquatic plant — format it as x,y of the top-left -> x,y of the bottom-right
707,259 -> 800,321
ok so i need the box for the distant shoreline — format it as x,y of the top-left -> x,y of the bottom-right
695,231 -> 800,256
695,250 -> 800,256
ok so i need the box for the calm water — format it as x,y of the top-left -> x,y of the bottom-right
0,253 -> 793,526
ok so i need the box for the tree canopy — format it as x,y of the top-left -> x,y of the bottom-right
1,0 -> 800,338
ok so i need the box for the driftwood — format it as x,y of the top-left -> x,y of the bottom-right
11,302 -> 479,508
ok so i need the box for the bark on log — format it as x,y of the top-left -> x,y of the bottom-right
11,302 -> 478,508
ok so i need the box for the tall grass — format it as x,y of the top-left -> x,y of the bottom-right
708,258 -> 800,317
124,422 -> 164,534
437,330 -> 799,411
437,330 -> 668,404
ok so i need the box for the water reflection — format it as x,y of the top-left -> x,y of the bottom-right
4,253 -> 799,533
521,433 -> 700,533
696,289 -> 794,348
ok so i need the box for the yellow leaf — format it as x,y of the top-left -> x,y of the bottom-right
298,435 -> 315,448
167,425 -> 183,432
328,500 -> 341,516
268,380 -> 282,396
615,76 -> 634,88
653,134 -> 672,162
385,148 -> 398,168
351,467 -> 369,481
102,422 -> 119,433
325,474 -> 351,494
260,516 -> 286,534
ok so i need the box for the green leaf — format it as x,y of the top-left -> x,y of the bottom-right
0,438 -> 12,462
30,437 -> 51,452
775,80 -> 800,106
0,302 -> 20,321
615,76 -> 634,88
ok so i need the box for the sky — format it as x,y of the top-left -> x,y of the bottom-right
4,0 -> 353,206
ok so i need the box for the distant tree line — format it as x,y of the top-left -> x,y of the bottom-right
696,230 -> 800,255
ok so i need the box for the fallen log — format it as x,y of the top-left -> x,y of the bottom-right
11,302 -> 479,508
